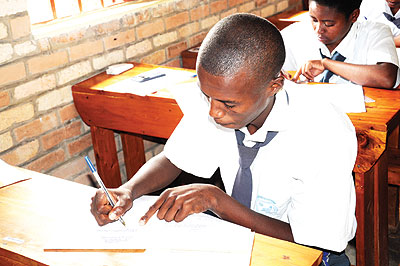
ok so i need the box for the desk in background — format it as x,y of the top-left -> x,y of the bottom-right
72,63 -> 400,266
0,165 -> 322,266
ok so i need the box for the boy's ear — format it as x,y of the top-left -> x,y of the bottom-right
269,73 -> 285,94
350,9 -> 360,23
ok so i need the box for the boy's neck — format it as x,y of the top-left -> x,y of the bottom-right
246,96 -> 276,135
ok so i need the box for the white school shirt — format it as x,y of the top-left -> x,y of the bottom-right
359,0 -> 400,37
281,20 -> 400,87
164,81 -> 357,252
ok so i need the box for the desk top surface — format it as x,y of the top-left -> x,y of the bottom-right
72,62 -> 400,133
0,165 -> 322,266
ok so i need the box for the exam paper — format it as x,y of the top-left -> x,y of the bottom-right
103,68 -> 196,96
45,196 -> 254,265
294,82 -> 367,113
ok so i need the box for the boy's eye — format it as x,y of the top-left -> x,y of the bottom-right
324,22 -> 334,27
224,102 -> 235,109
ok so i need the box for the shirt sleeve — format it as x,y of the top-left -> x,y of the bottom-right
365,22 -> 399,66
281,23 -> 301,71
164,85 -> 224,178
287,103 -> 357,252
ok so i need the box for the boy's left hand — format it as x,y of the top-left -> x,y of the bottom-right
139,184 -> 220,225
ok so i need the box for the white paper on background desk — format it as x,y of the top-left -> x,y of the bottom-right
45,195 -> 254,265
0,159 -> 31,188
293,82 -> 367,113
103,68 -> 196,96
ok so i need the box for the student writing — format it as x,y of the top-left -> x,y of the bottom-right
91,13 -> 357,266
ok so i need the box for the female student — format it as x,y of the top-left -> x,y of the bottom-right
281,0 -> 400,89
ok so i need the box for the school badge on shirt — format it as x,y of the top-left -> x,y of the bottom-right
255,196 -> 278,216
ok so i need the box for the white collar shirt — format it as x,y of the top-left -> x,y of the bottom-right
359,0 -> 400,36
281,20 -> 400,87
164,81 -> 357,252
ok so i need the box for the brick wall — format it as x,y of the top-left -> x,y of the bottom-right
0,0 -> 303,186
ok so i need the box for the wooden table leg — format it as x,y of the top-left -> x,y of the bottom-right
120,132 -> 146,180
355,150 -> 388,266
90,126 -> 122,188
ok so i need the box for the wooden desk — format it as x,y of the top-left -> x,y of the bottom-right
72,63 -> 400,266
0,166 -> 322,266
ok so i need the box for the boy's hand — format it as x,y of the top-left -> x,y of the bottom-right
139,184 -> 219,225
90,187 -> 133,226
292,59 -> 325,83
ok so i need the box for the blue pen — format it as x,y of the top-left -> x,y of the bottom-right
85,156 -> 126,226
139,73 -> 166,82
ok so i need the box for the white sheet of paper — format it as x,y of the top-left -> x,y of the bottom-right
294,82 -> 366,113
0,160 -> 31,188
45,195 -> 254,265
103,68 -> 196,96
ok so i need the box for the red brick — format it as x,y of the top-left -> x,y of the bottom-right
167,41 -> 188,59
104,29 -> 136,50
229,0 -> 246,7
221,8 -> 238,18
140,50 -> 166,65
137,19 -> 165,39
135,9 -> 152,24
190,32 -> 208,47
26,149 -> 65,173
164,59 -> 182,68
0,62 -> 26,86
42,121 -> 82,150
92,20 -> 121,36
190,5 -> 210,21
0,90 -> 10,108
153,3 -> 175,17
69,40 -> 103,61
67,133 -> 92,156
165,12 -> 190,30
210,0 -> 228,14
49,28 -> 87,48
1,140 -> 39,166
27,51 -> 68,74
256,0 -> 268,7
59,103 -> 79,123
10,15 -> 31,39
49,156 -> 88,180
14,113 -> 58,142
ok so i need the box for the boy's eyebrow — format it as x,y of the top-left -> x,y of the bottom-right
200,90 -> 238,104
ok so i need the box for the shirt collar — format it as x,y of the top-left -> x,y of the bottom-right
239,85 -> 291,144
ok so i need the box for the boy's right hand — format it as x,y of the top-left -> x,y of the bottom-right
90,187 -> 133,226
292,59 -> 325,83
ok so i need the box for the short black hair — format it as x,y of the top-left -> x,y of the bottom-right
197,13 -> 285,88
309,0 -> 362,18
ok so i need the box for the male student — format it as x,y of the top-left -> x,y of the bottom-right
91,13 -> 357,265
281,0 -> 400,89
359,0 -> 400,47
